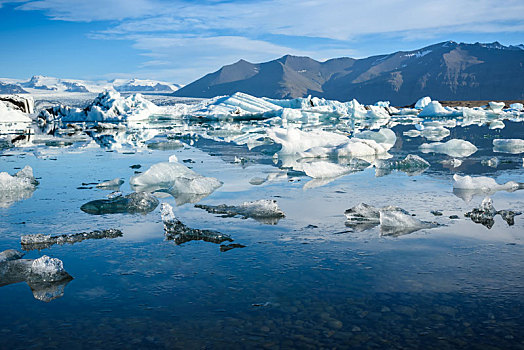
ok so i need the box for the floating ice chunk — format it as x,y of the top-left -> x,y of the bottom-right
418,101 -> 453,117
465,197 -> 521,229
0,249 -> 24,263
442,158 -> 463,168
161,203 -> 232,245
344,203 -> 435,235
488,101 -> 505,112
353,128 -> 396,150
374,154 -> 429,176
80,192 -> 159,215
96,178 -> 124,189
0,165 -> 39,208
489,120 -> 505,129
481,157 -> 499,168
0,95 -> 34,114
510,103 -> 523,110
130,159 -> 222,199
493,139 -> 524,154
193,92 -> 282,118
0,251 -> 72,302
21,229 -> 123,250
415,96 -> 431,109
302,161 -> 352,179
452,174 -> 522,201
336,138 -> 391,158
379,210 -> 435,236
168,154 -> 178,163
267,127 -> 348,155
419,139 -> 477,158
0,100 -> 32,123
195,199 -> 285,225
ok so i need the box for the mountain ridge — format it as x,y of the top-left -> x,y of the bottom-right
174,41 -> 524,105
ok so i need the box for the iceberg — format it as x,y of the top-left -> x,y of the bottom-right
195,199 -> 285,225
267,127 -> 348,156
302,161 -> 352,179
488,101 -> 505,112
0,95 -> 34,114
493,139 -> 524,154
80,192 -> 159,215
38,90 -> 160,123
0,165 -> 39,208
509,103 -> 523,110
403,126 -> 450,141
21,229 -> 123,250
161,203 -> 233,245
415,96 -> 431,109
130,156 -> 222,202
419,139 -> 477,158
452,174 -> 522,201
190,92 -> 282,119
418,101 -> 454,117
0,100 -> 32,123
0,251 -> 72,302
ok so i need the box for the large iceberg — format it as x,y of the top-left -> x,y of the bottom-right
80,192 -> 159,215
0,100 -> 32,123
161,203 -> 233,245
38,90 -> 160,123
419,139 -> 477,158
130,156 -> 222,203
195,199 -> 285,225
0,165 -> 39,208
192,92 -> 282,118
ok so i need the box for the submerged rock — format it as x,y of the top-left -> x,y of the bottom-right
220,243 -> 246,252
0,250 -> 72,302
161,203 -> 232,245
195,199 -> 285,225
80,192 -> 159,215
21,228 -> 123,250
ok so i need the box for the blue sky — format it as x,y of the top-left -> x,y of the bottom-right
1,0 -> 523,84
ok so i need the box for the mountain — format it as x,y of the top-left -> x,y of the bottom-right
174,41 -> 524,105
112,78 -> 181,93
0,82 -> 27,94
23,75 -> 93,92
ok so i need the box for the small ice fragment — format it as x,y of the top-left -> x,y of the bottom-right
465,197 -> 521,228
442,158 -> 462,168
168,155 -> 178,163
493,139 -> 524,154
452,174 -> 523,202
302,161 -> 351,179
80,192 -> 159,215
481,157 -> 499,168
96,178 -> 124,189
419,139 -> 477,158
161,203 -> 232,245
195,199 -> 285,225
374,154 -> 429,176
0,165 -> 39,208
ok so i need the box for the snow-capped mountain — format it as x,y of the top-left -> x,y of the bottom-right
112,78 -> 181,92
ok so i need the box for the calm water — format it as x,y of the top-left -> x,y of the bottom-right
0,97 -> 523,349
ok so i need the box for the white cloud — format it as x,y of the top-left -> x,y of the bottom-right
5,0 -> 524,82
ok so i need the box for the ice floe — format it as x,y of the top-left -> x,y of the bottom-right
0,165 -> 39,208
161,203 -> 233,245
21,229 -> 123,250
374,154 -> 430,176
96,178 -> 124,189
419,139 -> 477,158
80,192 -> 159,215
195,199 -> 285,224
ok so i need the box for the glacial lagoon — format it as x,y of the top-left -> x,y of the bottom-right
0,93 -> 523,349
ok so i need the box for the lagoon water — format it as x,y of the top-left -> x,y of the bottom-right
1,94 -> 523,349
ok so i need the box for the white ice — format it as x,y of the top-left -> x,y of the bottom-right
415,96 -> 431,109
493,139 -> 524,154
419,139 -> 477,158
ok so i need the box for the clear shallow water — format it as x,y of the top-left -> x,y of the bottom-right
0,103 -> 523,349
